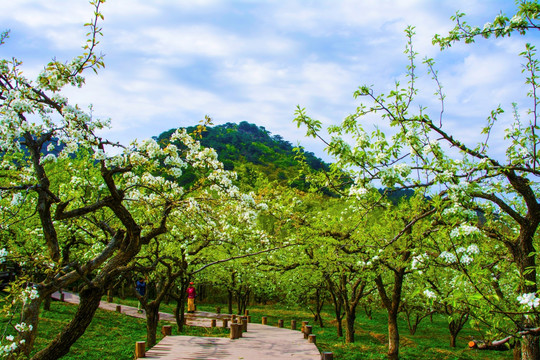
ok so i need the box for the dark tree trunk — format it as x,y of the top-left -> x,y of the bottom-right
30,285 -> 104,360
145,303 -> 160,347
227,289 -> 233,315
345,311 -> 356,343
363,303 -> 372,320
327,279 -> 345,337
43,295 -> 51,311
337,317 -> 343,337
375,263 -> 407,360
314,288 -> 324,327
448,312 -> 468,348
172,281 -> 189,333
174,299 -> 185,332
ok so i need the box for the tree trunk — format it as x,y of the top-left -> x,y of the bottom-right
30,285 -> 103,360
514,226 -> 540,360
43,295 -> 51,311
345,311 -> 356,343
448,313 -> 468,348
514,341 -> 522,360
450,332 -> 457,348
227,289 -> 233,315
145,303 -> 160,348
174,299 -> 185,332
388,310 -> 400,360
521,333 -> 539,360
19,296 -> 43,356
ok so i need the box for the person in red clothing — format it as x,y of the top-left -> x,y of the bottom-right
187,282 -> 196,313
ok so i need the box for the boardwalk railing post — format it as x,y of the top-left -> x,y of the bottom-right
321,352 -> 333,360
278,319 -> 284,328
301,321 -> 308,333
135,341 -> 145,358
245,309 -> 249,316
222,318 -> 229,328
262,316 -> 267,325
230,323 -> 240,339
304,325 -> 312,339
161,325 -> 172,336
308,334 -> 316,344
107,290 -> 113,302
291,320 -> 297,330
211,319 -> 217,328
247,315 -> 251,323
116,305 -> 122,313
241,317 -> 248,332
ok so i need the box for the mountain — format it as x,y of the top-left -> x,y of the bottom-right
154,121 -> 329,190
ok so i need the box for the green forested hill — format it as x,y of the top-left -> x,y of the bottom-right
154,121 -> 328,189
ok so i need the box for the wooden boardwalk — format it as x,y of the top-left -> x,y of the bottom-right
140,324 -> 321,360
51,292 -> 321,359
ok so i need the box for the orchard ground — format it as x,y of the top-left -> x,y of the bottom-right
17,293 -> 512,360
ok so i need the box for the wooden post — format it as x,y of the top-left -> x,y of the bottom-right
241,317 -> 248,332
216,306 -> 221,314
301,321 -> 308,333
230,323 -> 240,339
278,319 -> 284,328
161,325 -> 172,336
211,319 -> 217,328
247,315 -> 251,323
222,319 -> 228,328
237,322 -> 243,338
245,309 -> 249,316
262,316 -> 268,325
321,352 -> 333,360
308,334 -> 316,344
135,341 -> 145,358
107,290 -> 113,302
232,314 -> 237,321
232,318 -> 238,324
115,305 -> 121,313
60,293 -> 65,302
304,325 -> 312,339
291,320 -> 297,330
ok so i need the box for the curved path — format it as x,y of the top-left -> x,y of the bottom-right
51,291 -> 321,359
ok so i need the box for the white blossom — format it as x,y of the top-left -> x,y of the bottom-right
0,248 -> 7,264
517,293 -> 540,309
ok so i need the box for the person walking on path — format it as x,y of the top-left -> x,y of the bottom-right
136,277 -> 147,313
187,282 -> 196,313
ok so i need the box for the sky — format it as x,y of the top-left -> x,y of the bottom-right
0,0 -> 535,160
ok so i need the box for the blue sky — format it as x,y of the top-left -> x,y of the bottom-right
0,0 -> 534,159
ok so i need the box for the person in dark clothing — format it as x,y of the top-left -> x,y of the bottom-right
136,278 -> 146,313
